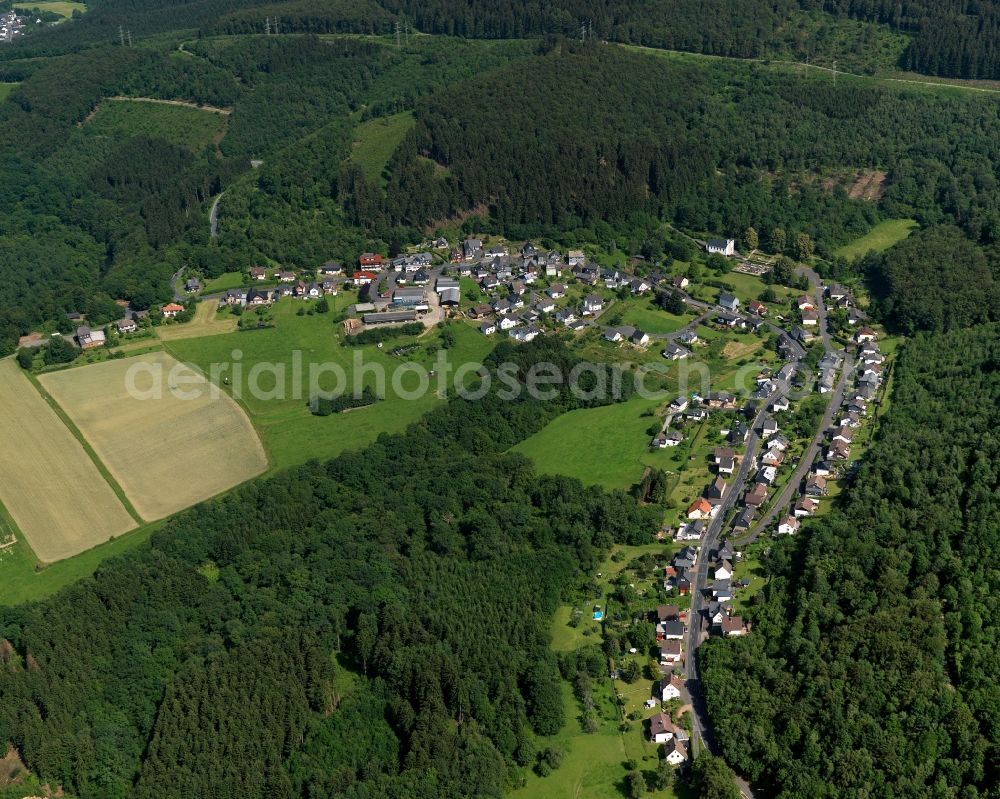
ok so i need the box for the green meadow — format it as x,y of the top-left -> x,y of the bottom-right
834,218 -> 918,259
166,302 -> 492,470
349,112 -> 415,186
512,396 -> 679,491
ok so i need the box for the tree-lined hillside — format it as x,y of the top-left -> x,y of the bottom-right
0,339 -> 659,799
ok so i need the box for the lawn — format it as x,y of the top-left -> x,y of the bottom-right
618,301 -> 693,335
834,218 -> 918,259
85,98 -> 226,153
348,112 -> 414,186
0,359 -> 136,562
0,83 -> 18,102
512,396 -> 678,491
167,306 -> 493,470
39,351 -> 268,521
156,300 -> 238,341
202,271 -> 248,293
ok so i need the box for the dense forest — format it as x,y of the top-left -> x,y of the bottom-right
0,339 -> 660,799
341,45 -> 1000,252
701,323 -> 1000,797
866,225 -> 997,334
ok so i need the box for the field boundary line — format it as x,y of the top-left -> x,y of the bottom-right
24,370 -> 146,525
161,341 -> 277,473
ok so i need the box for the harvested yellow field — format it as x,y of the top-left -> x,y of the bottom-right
722,340 -> 762,360
156,301 -> 237,341
40,352 -> 268,521
0,359 -> 136,562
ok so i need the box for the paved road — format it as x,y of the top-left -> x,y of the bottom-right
736,355 -> 854,544
796,266 -> 831,354
209,192 -> 225,240
683,368 -> 793,799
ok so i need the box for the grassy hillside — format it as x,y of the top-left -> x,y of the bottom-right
348,111 -> 414,185
834,217 -> 918,258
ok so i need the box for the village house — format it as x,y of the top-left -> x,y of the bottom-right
717,292 -> 740,311
664,737 -> 689,766
855,326 -> 878,343
777,516 -> 800,535
742,483 -> 766,508
499,316 -> 518,331
720,615 -> 747,637
795,497 -> 819,517
319,261 -> 343,276
250,267 -> 267,280
76,326 -> 105,349
115,318 -> 137,334
463,238 -> 483,260
582,294 -> 604,315
480,320 -> 497,336
547,282 -> 566,299
359,252 -> 382,269
714,560 -> 733,581
797,295 -> 815,311
510,326 -> 540,342
162,302 -> 184,319
660,673 -> 684,702
678,329 -> 699,345
705,476 -> 728,501
353,271 -> 376,286
652,430 -> 683,448
659,639 -> 683,665
673,275 -> 689,290
184,278 -> 201,293
567,249 -> 586,266
629,328 -> 651,347
686,497 -> 713,520
805,475 -> 828,496
747,299 -> 768,316
827,440 -> 851,461
650,712 -> 675,744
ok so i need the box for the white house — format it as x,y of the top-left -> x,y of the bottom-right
777,516 -> 800,535
661,674 -> 684,702
649,712 -> 674,744
499,316 -> 518,331
664,738 -> 688,766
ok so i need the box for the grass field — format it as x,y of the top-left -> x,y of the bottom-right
512,396 -> 678,491
39,352 -> 268,521
349,112 -> 414,186
167,305 -> 493,470
156,300 -> 238,341
0,83 -> 18,102
0,521 -> 158,607
834,218 -> 918,259
618,302 -> 693,334
201,271 -> 248,293
86,98 -> 226,153
13,1 -> 85,18
0,359 -> 136,562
